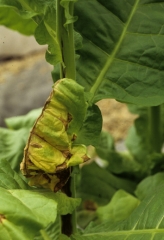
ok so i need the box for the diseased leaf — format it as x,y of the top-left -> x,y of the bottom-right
21,79 -> 90,191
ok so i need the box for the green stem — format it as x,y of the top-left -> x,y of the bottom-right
56,0 -> 77,235
148,105 -> 162,153
57,1 -> 76,80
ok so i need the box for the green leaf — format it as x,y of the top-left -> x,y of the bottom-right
126,115 -> 150,162
35,190 -> 81,215
72,184 -> 164,239
0,127 -> 29,171
5,108 -> 42,130
95,132 -> 141,176
0,187 -> 57,240
77,162 -> 137,206
34,216 -> 61,240
34,216 -> 70,240
74,0 -> 164,106
0,6 -> 36,35
0,159 -> 29,189
95,131 -> 115,159
135,172 -> 164,200
75,105 -> 102,146
0,109 -> 41,172
96,190 -> 140,224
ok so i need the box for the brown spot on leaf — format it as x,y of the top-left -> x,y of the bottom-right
83,200 -> 97,211
30,143 -> 42,148
82,155 -> 90,162
54,168 -> 70,192
0,214 -> 6,223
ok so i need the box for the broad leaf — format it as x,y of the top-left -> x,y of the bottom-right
95,131 -> 141,176
34,216 -> 61,240
96,190 -> 140,224
36,190 -> 81,215
34,216 -> 70,240
0,159 -> 29,189
5,108 -> 41,130
0,187 -> 58,240
72,184 -> 164,239
75,104 -> 102,147
0,109 -> 41,171
77,162 -> 137,206
135,172 -> 164,200
74,0 -> 164,106
0,127 -> 29,171
0,6 -> 36,35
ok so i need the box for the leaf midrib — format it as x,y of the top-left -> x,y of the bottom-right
90,0 -> 140,99
82,228 -> 164,237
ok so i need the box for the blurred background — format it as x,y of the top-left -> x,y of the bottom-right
0,26 -> 136,144
0,26 -> 53,127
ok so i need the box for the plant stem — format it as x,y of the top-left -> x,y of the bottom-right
57,0 -> 76,80
56,0 -> 77,235
149,105 -> 162,153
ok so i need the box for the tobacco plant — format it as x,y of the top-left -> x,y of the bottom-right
1,0 -> 164,239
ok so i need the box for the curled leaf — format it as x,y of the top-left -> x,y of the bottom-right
20,78 -> 90,192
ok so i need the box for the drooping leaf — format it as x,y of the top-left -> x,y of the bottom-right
72,184 -> 164,240
74,0 -> 164,106
21,79 -> 89,192
0,159 -> 29,189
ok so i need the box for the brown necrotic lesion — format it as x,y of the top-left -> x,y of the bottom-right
0,214 -> 6,223
20,79 -> 90,191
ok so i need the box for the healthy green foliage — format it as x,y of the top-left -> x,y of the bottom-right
72,184 -> 164,240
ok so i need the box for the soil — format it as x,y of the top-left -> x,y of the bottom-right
0,51 -> 136,141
